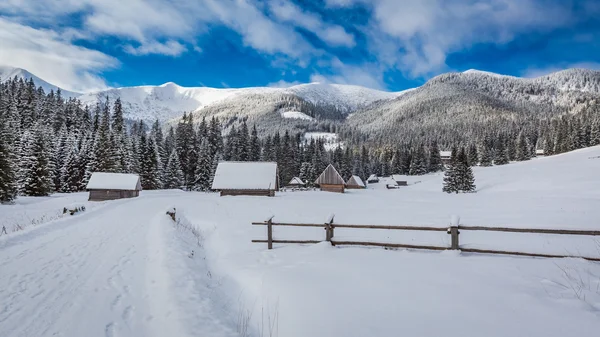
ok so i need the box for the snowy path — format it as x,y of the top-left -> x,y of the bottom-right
0,194 -> 236,337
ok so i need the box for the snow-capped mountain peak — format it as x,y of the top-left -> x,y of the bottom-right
0,66 -> 80,98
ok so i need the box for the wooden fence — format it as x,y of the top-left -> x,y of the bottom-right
251,216 -> 600,262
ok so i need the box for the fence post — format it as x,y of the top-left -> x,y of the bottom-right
267,218 -> 273,250
325,214 -> 335,244
448,215 -> 460,250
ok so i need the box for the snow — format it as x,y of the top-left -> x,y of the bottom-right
279,109 -> 314,120
2,147 -> 600,337
288,177 -> 305,185
0,66 -> 80,98
348,175 -> 365,187
440,150 -> 452,157
86,172 -> 141,190
211,162 -> 278,190
303,132 -> 343,150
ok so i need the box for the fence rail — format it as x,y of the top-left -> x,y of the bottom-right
251,216 -> 600,262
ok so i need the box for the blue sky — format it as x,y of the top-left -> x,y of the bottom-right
1,0 -> 599,92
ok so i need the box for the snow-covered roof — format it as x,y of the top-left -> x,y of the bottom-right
346,175 -> 365,187
440,151 -> 452,158
315,164 -> 345,185
391,175 -> 407,182
536,149 -> 545,155
288,177 -> 305,185
86,172 -> 141,191
211,162 -> 278,190
367,174 -> 379,181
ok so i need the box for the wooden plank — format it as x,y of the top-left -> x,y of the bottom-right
331,241 -> 448,251
267,219 -> 273,250
461,248 -> 600,262
459,225 -> 600,236
252,222 -> 448,231
449,226 -> 459,250
252,239 -> 322,244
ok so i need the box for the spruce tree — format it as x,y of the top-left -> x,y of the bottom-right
456,147 -> 476,192
409,145 -> 427,175
442,147 -> 458,193
516,131 -> 530,161
493,136 -> 509,165
193,138 -> 213,191
467,144 -> 479,166
249,124 -> 261,161
0,116 -> 17,202
20,125 -> 54,196
428,141 -> 443,172
163,150 -> 184,190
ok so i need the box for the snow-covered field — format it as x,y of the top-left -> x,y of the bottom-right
303,132 -> 343,150
1,147 -> 600,337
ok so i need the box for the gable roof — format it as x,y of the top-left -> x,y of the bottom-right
211,162 -> 278,190
315,164 -> 345,185
288,177 -> 305,185
440,151 -> 452,158
86,172 -> 141,191
391,174 -> 407,182
367,174 -> 379,181
346,175 -> 365,187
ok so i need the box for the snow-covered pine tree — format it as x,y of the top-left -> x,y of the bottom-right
193,138 -> 213,191
399,149 -> 411,175
456,147 -> 476,193
20,124 -> 54,196
249,124 -> 261,161
0,115 -> 17,202
237,121 -> 250,161
163,149 -> 184,190
60,134 -> 82,193
493,135 -> 509,165
390,149 -> 402,174
139,133 -> 161,190
590,118 -> 600,146
442,147 -> 458,193
467,144 -> 478,166
409,144 -> 427,175
516,131 -> 530,161
428,141 -> 443,172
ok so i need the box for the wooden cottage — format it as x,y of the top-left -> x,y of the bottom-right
315,164 -> 345,193
391,175 -> 408,186
287,177 -> 305,188
367,174 -> 379,184
86,172 -> 142,201
211,162 -> 279,197
535,149 -> 545,157
346,175 -> 365,189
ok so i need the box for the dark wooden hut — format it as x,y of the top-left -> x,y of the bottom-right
86,172 -> 142,201
315,164 -> 345,193
211,162 -> 279,197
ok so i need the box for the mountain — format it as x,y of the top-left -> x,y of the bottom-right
78,81 -> 402,125
0,66 -> 80,98
345,68 -> 600,145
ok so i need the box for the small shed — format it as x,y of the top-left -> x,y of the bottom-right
367,174 -> 379,184
287,177 -> 305,188
346,175 -> 365,189
391,175 -> 408,186
86,172 -> 142,201
440,151 -> 452,164
535,149 -> 545,157
315,164 -> 345,193
211,162 -> 279,197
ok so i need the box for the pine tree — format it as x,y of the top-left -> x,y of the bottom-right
163,150 -> 184,190
442,147 -> 458,193
139,134 -> 161,190
428,141 -> 443,172
493,136 -> 509,165
238,121 -> 250,161
467,144 -> 479,166
0,116 -> 17,202
249,124 -> 261,161
516,131 -> 530,161
409,145 -> 427,175
20,125 -> 54,196
590,118 -> 600,146
456,147 -> 476,192
193,138 -> 213,191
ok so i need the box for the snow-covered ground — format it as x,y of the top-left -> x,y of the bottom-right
1,147 -> 600,337
303,132 -> 343,150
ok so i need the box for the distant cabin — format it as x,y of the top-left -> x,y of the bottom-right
315,164 -> 345,193
346,175 -> 365,189
86,172 -> 142,201
535,149 -> 545,157
211,162 -> 279,197
391,175 -> 408,186
287,177 -> 305,188
440,151 -> 452,164
367,174 -> 379,184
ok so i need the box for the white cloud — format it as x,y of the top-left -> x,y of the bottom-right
309,58 -> 386,90
522,62 -> 600,78
124,40 -> 187,57
268,0 -> 356,47
0,17 -> 117,92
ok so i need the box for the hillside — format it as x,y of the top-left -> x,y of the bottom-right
0,66 -> 80,98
